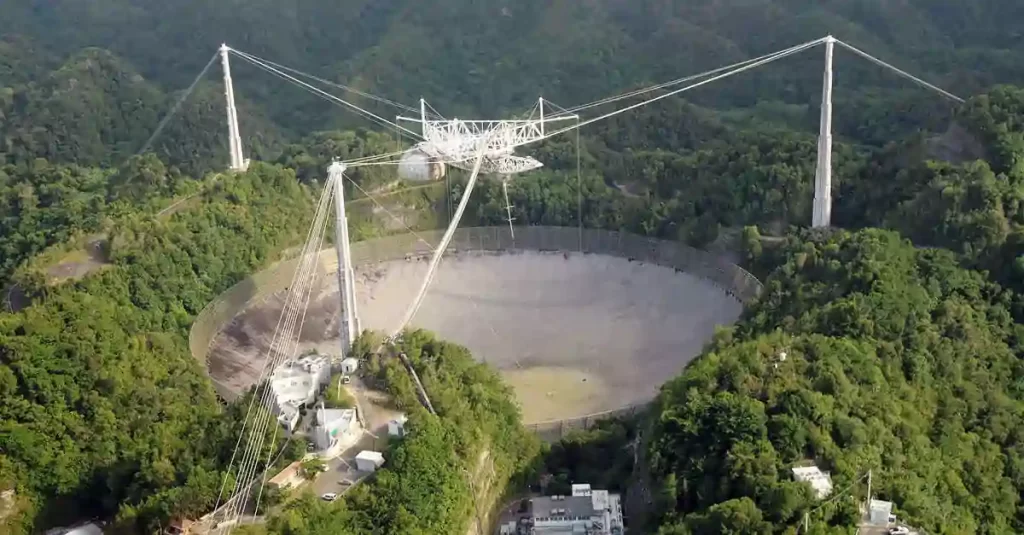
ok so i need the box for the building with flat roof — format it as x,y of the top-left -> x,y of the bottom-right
868,499 -> 896,525
269,355 -> 331,431
355,450 -> 385,472
792,465 -> 834,499
340,357 -> 359,374
526,483 -> 623,534
313,403 -> 360,452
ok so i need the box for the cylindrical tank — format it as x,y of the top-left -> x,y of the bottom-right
398,148 -> 447,182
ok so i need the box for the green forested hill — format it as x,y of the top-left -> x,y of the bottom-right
0,47 -> 285,175
0,164 -> 313,533
648,229 -> 1024,534
3,0 -> 1023,146
3,1 -> 1024,534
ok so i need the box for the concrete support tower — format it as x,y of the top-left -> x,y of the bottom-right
220,44 -> 247,172
328,162 -> 360,356
812,36 -> 835,228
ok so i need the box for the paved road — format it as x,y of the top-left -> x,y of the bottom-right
310,376 -> 396,500
310,431 -> 383,498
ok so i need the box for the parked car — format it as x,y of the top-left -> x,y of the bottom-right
321,493 -> 338,502
888,527 -> 910,535
341,375 -> 352,384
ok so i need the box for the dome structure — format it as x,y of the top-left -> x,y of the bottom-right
397,148 -> 447,182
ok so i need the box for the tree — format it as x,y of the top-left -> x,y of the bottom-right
299,459 -> 327,481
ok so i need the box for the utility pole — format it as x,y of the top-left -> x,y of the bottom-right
328,162 -> 360,360
804,512 -> 809,532
219,44 -> 247,172
866,469 -> 872,509
812,35 -> 835,228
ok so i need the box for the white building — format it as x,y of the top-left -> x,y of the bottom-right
792,465 -> 834,499
313,404 -> 361,452
45,523 -> 103,535
269,355 -> 331,431
355,450 -> 385,472
388,414 -> 408,437
869,499 -> 896,525
527,484 -> 624,534
340,357 -> 359,375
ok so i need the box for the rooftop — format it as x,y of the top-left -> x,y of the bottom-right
530,495 -> 595,520
870,499 -> 893,512
318,407 -> 356,427
792,465 -> 834,499
356,450 -> 384,463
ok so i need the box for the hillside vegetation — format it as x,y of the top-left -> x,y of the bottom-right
0,165 -> 313,532
3,0 -> 1022,174
3,1 -> 1024,534
648,229 -> 1024,533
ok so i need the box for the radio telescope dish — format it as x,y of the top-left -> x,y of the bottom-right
398,148 -> 447,182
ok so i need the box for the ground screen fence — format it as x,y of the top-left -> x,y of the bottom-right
189,226 -> 763,430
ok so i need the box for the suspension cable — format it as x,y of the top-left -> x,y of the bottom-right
834,39 -> 964,103
549,38 -> 825,117
217,176 -> 336,529
212,174 -> 335,515
229,47 -> 422,138
343,36 -> 827,170
516,36 -> 827,150
393,140 -> 490,337
225,48 -> 433,117
136,51 -> 219,157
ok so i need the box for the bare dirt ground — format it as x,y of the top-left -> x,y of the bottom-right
208,251 -> 742,423
45,236 -> 110,283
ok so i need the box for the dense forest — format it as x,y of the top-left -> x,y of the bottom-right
3,0 -> 1024,534
648,229 -> 1024,533
0,165 -> 313,532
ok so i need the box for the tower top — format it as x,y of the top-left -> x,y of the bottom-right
328,160 -> 348,174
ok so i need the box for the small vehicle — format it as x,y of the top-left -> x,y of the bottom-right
341,375 -> 352,384
888,527 -> 910,535
321,492 -> 338,502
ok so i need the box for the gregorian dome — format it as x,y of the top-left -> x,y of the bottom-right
397,148 -> 447,182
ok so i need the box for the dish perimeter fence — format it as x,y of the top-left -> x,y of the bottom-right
189,226 -> 764,437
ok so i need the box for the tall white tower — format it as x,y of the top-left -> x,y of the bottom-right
328,162 -> 360,356
220,44 -> 248,172
812,36 -> 835,228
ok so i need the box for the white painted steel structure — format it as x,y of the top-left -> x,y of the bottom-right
813,37 -> 836,228
329,162 -> 360,357
395,97 -> 578,176
219,44 -> 247,172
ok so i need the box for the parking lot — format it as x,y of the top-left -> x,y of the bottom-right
310,430 -> 384,499
309,375 -> 399,500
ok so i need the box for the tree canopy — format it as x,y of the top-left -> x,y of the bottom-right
4,2 -> 1024,534
0,164 -> 313,532
648,229 -> 1024,533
